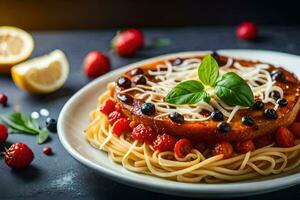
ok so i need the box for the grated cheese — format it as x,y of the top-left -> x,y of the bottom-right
125,56 -> 284,122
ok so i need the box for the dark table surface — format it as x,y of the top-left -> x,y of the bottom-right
1,26 -> 300,200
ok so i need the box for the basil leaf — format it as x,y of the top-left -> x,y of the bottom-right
198,55 -> 219,86
215,72 -> 254,107
166,80 -> 210,104
37,130 -> 49,144
0,112 -> 49,144
7,126 -> 20,133
1,115 -> 37,134
21,113 -> 39,130
201,91 -> 211,103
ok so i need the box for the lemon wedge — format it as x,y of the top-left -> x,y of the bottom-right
0,26 -> 34,73
11,50 -> 69,94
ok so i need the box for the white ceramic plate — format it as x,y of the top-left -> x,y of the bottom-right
58,50 -> 300,198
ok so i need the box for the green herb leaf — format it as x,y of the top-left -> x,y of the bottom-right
215,72 -> 254,107
0,112 -> 49,144
1,113 -> 37,134
198,55 -> 219,86
201,91 -> 211,103
7,126 -> 20,133
37,130 -> 49,144
22,113 -> 39,130
166,80 -> 210,104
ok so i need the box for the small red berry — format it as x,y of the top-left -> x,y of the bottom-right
276,127 -> 295,147
43,147 -> 52,155
174,138 -> 193,158
132,124 -> 158,144
112,118 -> 132,136
108,111 -> 124,125
100,98 -> 116,115
212,141 -> 233,159
112,29 -> 144,57
153,134 -> 177,152
235,140 -> 255,154
236,21 -> 257,41
4,143 -> 34,170
83,51 -> 110,78
290,122 -> 300,138
0,93 -> 8,106
0,124 -> 8,144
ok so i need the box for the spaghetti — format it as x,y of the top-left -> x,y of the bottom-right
85,90 -> 300,183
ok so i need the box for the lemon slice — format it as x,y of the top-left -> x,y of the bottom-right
11,50 -> 69,94
0,26 -> 34,73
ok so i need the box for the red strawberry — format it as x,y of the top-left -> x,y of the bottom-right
83,51 -> 110,78
132,124 -> 157,144
236,21 -> 257,41
4,143 -> 34,170
174,138 -> 193,158
123,29 -> 144,49
0,124 -> 8,144
235,140 -> 255,154
108,111 -> 124,125
212,141 -> 233,159
276,127 -> 295,147
153,134 -> 177,152
112,118 -> 132,136
0,93 -> 8,106
290,122 -> 300,138
112,29 -> 144,57
99,98 -> 116,116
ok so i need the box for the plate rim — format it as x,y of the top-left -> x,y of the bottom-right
57,49 -> 300,197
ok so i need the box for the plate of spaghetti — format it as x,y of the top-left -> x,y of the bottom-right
58,50 -> 300,197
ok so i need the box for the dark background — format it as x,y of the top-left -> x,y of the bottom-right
3,28 -> 300,199
1,0 -> 300,30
